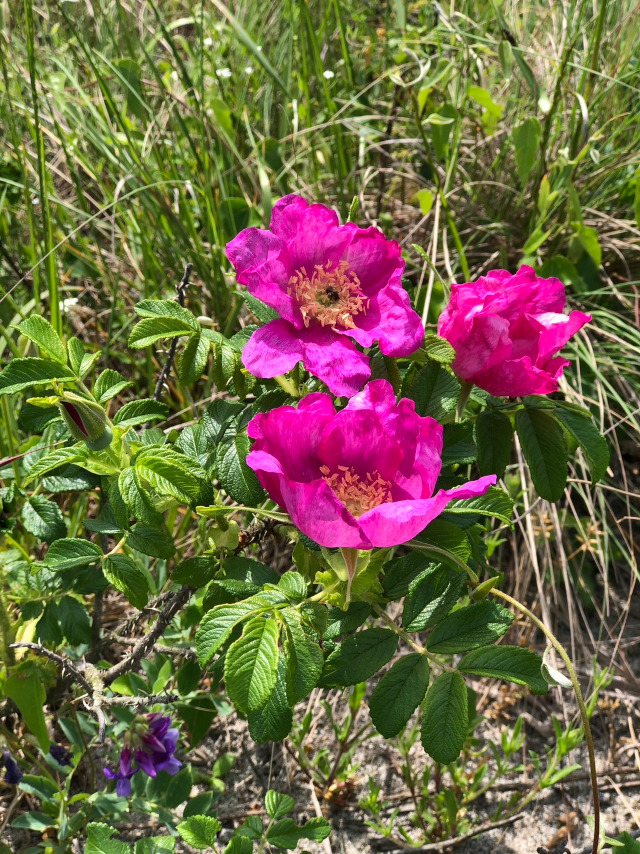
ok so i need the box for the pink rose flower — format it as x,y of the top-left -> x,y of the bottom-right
226,195 -> 424,398
246,379 -> 496,549
437,266 -> 591,397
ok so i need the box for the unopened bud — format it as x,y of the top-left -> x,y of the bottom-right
58,392 -> 113,451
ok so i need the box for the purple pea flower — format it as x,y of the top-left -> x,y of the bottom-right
104,746 -> 138,797
49,743 -> 73,766
2,749 -> 23,785
134,713 -> 181,778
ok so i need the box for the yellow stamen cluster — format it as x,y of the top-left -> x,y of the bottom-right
320,464 -> 393,517
288,260 -> 368,329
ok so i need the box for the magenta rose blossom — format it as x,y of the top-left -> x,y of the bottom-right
246,379 -> 496,549
437,266 -> 591,397
226,195 -> 424,398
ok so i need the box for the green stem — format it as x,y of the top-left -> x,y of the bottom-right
273,374 -> 300,397
406,541 -> 478,584
370,603 -> 455,671
492,588 -> 600,854
455,380 -> 474,422
383,356 -> 402,394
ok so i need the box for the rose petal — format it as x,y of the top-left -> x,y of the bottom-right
344,284 -> 424,356
318,409 -> 403,481
342,226 -> 405,296
278,476 -> 370,548
269,194 -> 355,271
242,318 -> 307,379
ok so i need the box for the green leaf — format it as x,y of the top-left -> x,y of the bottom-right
248,658 -> 293,742
459,645 -> 548,694
129,316 -> 197,348
17,316 -> 66,363
416,518 -> 472,563
85,822 -> 130,854
135,450 -> 200,502
223,838 -> 254,854
224,616 -> 280,714
442,421 -> 476,466
277,571 -> 307,601
242,292 -> 279,324
474,410 -> 513,478
118,467 -> 163,526
382,552 -> 435,600
422,335 -> 455,364
176,816 -> 222,850
402,362 -> 460,421
24,446 -> 88,484
135,299 -> 200,330
176,695 -> 218,747
427,602 -> 514,653
57,595 -> 92,645
134,838 -> 176,854
178,334 -> 211,386
94,369 -> 133,403
114,399 -> 169,428
43,537 -> 102,571
415,187 -> 433,215
402,565 -> 467,632
515,408 -> 568,501
21,495 -> 66,543
172,556 -> 218,587
512,116 -> 542,184
196,600 -> 266,666
321,628 -> 398,688
266,817 -> 331,849
103,554 -> 149,609
4,668 -> 50,750
125,523 -> 176,559
616,832 -> 640,853
67,338 -> 85,375
265,790 -> 296,820
443,486 -> 514,527
19,774 -> 59,802
323,602 -> 371,640
420,672 -> 468,764
216,433 -> 264,506
0,358 -> 75,395
369,653 -> 430,738
554,404 -> 609,484
281,609 -> 324,704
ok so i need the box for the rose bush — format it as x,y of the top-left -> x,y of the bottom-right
227,195 -> 424,397
246,379 -> 496,548
437,265 -> 591,397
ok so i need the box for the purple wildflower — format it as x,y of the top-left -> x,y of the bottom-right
49,743 -> 73,766
104,746 -> 138,797
134,713 -> 182,778
2,749 -> 23,785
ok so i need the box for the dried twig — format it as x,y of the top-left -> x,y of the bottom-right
375,814 -> 524,852
154,263 -> 193,401
9,642 -> 94,695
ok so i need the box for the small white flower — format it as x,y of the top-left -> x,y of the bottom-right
323,70 -> 335,80
60,297 -> 79,313
170,70 -> 179,82
216,67 -> 232,79
244,66 -> 254,74
203,37 -> 213,47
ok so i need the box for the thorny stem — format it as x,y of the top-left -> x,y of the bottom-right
154,263 -> 193,401
492,588 -> 600,854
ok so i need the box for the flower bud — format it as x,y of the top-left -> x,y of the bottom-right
58,392 -> 113,451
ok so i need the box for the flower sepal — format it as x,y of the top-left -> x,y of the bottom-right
315,547 -> 390,609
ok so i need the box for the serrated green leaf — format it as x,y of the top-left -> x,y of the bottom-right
416,518 -> 472,563
43,537 -> 102,571
515,408 -> 568,501
21,495 -> 66,543
369,653 -> 430,738
475,410 -> 514,478
196,598 -> 271,666
223,837 -> 254,854
242,292 -> 279,323
4,669 -> 50,751
277,571 -> 307,601
57,595 -> 92,645
103,554 -> 149,609
427,601 -> 514,653
225,615 -> 280,714
135,299 -> 200,330
125,523 -> 176,559
459,645 -> 548,694
266,817 -> 331,849
512,116 -> 542,184
402,362 -> 461,421
178,334 -> 211,386
67,338 -> 85,374
554,405 -> 609,484
382,552 -> 435,600
129,316 -> 196,348
402,565 -> 466,632
323,602 -> 371,640
281,609 -> 324,704
444,486 -> 514,526
85,822 -> 130,854
94,370 -> 133,403
247,657 -> 293,745
133,838 -> 176,854
17,316 -> 66,363
135,451 -> 200,502
172,556 -> 218,587
321,628 -> 398,688
118,467 -> 162,525
78,350 -> 102,379
176,816 -> 222,850
0,358 -> 76,395
422,335 -> 456,364
265,790 -> 296,820
216,433 -> 264,506
114,399 -> 169,428
421,671 -> 468,764
24,446 -> 88,483
442,421 -> 476,466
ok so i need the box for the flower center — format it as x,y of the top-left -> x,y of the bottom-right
288,260 -> 368,329
320,464 -> 393,517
